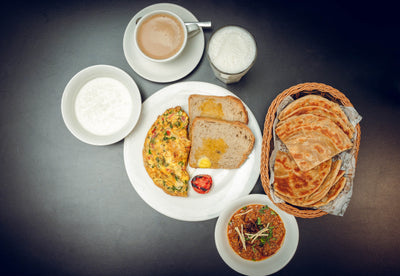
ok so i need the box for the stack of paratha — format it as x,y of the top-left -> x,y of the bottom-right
273,95 -> 354,208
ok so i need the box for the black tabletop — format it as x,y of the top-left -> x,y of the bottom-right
1,0 -> 399,275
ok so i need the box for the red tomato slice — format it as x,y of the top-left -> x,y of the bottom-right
191,174 -> 213,194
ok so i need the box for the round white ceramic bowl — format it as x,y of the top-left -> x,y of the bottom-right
61,65 -> 142,146
215,194 -> 299,275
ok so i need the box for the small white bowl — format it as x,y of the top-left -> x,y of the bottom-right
61,65 -> 142,146
214,194 -> 299,276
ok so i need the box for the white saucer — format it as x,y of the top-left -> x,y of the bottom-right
123,3 -> 205,83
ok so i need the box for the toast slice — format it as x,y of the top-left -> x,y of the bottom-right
188,94 -> 248,124
188,117 -> 255,169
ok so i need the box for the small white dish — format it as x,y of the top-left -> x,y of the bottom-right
61,65 -> 142,146
215,194 -> 299,276
123,3 -> 205,83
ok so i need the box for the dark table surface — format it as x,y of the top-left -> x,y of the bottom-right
1,0 -> 399,275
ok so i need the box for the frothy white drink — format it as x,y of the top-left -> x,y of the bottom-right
208,26 -> 256,74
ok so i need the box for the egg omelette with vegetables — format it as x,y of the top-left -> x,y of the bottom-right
143,106 -> 191,197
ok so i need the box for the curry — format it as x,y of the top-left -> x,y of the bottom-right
227,204 -> 285,261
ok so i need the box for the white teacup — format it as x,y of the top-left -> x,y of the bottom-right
134,10 -> 198,62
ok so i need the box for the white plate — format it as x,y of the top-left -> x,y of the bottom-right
123,3 -> 205,83
215,194 -> 299,275
123,81 -> 262,221
61,65 -> 142,146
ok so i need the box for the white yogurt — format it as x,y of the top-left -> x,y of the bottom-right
74,77 -> 132,136
208,26 -> 256,74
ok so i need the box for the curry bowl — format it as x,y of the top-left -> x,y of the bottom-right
214,194 -> 299,275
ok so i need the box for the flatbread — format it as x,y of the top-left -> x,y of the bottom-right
274,159 -> 342,206
308,176 -> 347,208
278,95 -> 354,136
277,105 -> 354,139
273,151 -> 332,198
334,170 -> 345,184
276,114 -> 353,171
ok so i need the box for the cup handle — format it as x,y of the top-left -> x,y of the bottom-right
186,23 -> 200,38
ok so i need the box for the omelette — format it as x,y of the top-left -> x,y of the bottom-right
143,106 -> 191,196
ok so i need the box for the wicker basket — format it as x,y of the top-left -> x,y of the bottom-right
260,82 -> 361,218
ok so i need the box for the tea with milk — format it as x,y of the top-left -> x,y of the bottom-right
136,12 -> 185,60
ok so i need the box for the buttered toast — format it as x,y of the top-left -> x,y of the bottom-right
188,117 -> 255,169
188,94 -> 248,124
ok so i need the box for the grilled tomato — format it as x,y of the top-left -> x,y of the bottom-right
191,174 -> 213,194
143,106 -> 191,197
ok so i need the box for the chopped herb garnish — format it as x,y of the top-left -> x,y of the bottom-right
259,205 -> 269,214
270,210 -> 277,216
265,227 -> 274,244
259,237 -> 266,246
162,136 -> 176,141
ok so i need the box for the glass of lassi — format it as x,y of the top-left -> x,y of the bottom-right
207,25 -> 257,84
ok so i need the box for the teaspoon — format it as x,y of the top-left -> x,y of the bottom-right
135,16 -> 212,29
